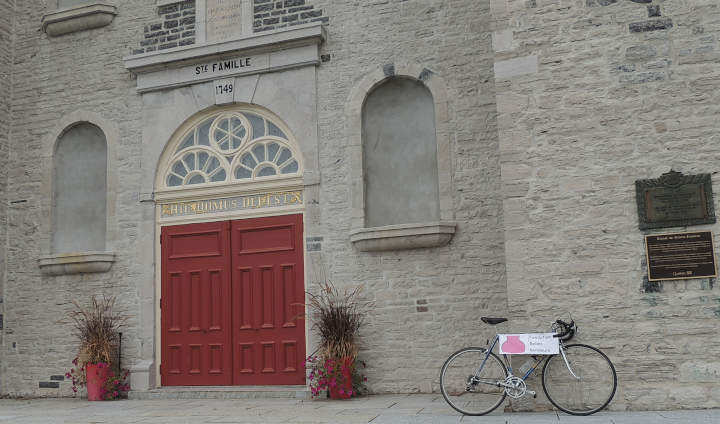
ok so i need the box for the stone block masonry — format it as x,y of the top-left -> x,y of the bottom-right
306,0 -> 506,395
0,0 -> 13,394
1,0 -> 150,397
134,0 -> 196,55
0,0 -> 718,412
492,0 -> 720,410
133,0 -> 327,54
253,0 -> 327,33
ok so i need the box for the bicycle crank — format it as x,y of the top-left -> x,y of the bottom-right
499,376 -> 536,399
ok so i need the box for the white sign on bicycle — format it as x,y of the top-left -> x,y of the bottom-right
498,333 -> 559,355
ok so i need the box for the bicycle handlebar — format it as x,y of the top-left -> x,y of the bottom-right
552,319 -> 575,340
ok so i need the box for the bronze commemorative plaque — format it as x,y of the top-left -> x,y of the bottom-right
645,231 -> 717,281
635,171 -> 715,230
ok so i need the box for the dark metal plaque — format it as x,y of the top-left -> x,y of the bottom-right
645,231 -> 717,281
636,171 -> 716,230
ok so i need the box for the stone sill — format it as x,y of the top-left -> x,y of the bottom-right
42,3 -> 117,37
350,222 -> 457,252
39,251 -> 116,276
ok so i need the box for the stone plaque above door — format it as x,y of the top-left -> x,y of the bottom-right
196,0 -> 253,44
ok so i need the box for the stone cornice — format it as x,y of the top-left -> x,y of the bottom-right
123,23 -> 325,93
124,22 -> 326,74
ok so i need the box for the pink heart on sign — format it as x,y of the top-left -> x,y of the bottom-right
502,336 -> 526,353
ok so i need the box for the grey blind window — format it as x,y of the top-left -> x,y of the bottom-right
53,124 -> 107,253
362,78 -> 440,227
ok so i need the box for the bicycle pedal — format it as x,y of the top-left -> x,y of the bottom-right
527,390 -> 536,398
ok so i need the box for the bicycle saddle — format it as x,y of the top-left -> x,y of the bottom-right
481,317 -> 508,325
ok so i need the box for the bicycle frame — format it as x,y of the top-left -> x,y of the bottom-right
473,335 -> 572,385
442,319 -> 617,416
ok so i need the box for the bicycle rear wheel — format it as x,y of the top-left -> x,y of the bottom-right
440,347 -> 508,415
542,344 -> 617,415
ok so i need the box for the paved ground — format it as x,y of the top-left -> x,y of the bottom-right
0,395 -> 717,423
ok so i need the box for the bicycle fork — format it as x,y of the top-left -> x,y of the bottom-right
559,344 -> 580,379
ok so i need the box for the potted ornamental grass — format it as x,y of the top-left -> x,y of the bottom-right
64,295 -> 130,400
305,281 -> 371,399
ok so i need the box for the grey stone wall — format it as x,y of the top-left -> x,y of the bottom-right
253,0 -> 327,33
1,0 -> 152,396
491,0 -> 720,410
134,0 -> 196,55
308,0 -> 507,393
0,0 -> 13,394
57,0 -> 92,7
0,0 -> 717,411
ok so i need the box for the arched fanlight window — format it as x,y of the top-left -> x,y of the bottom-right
163,109 -> 302,189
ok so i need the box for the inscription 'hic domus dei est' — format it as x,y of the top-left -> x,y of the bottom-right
0,0 -> 718,412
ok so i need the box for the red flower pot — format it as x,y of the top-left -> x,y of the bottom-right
328,357 -> 353,400
85,363 -> 110,401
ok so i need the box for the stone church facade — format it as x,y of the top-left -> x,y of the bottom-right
0,0 -> 718,411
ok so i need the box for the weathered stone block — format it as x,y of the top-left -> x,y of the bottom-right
629,18 -> 673,33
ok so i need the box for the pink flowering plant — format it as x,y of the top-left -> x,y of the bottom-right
304,355 -> 367,398
66,358 -> 130,400
303,281 -> 372,398
61,296 -> 130,400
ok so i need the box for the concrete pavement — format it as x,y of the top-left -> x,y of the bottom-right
0,394 -> 717,423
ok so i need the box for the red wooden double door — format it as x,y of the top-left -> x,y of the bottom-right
161,214 -> 305,386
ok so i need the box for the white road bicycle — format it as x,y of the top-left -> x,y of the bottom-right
440,318 -> 617,416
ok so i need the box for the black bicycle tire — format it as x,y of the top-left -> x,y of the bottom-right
541,343 -> 617,416
440,347 -> 508,416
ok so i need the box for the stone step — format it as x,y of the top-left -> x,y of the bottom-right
129,385 -> 310,400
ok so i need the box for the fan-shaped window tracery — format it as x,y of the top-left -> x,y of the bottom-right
164,110 -> 301,188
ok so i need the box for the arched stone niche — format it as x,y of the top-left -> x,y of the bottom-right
38,111 -> 118,275
53,123 -> 107,252
347,63 -> 456,251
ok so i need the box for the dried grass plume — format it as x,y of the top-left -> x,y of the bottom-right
306,281 -> 372,359
65,296 -> 127,365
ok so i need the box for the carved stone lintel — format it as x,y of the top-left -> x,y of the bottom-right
635,170 -> 716,230
42,3 -> 117,37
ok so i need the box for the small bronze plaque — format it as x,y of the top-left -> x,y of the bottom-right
636,171 -> 715,230
645,231 -> 717,281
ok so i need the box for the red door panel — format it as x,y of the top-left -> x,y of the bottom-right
161,221 -> 232,386
231,214 -> 306,385
161,214 -> 305,386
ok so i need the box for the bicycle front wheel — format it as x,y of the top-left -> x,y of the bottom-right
542,344 -> 617,415
440,347 -> 508,415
